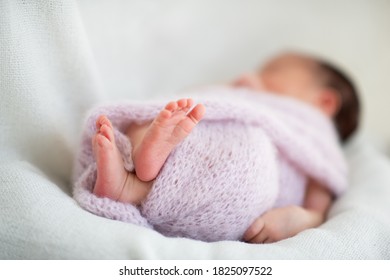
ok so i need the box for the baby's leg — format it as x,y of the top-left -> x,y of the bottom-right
93,116 -> 152,205
127,98 -> 205,182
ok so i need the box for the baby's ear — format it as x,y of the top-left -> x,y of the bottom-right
318,89 -> 341,117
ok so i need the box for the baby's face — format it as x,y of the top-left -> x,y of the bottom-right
233,53 -> 323,107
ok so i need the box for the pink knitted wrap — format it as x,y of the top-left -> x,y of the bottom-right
73,87 -> 347,242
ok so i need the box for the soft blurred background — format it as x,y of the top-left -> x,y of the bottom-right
78,0 -> 390,153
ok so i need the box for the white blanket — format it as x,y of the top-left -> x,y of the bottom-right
1,0 -> 389,259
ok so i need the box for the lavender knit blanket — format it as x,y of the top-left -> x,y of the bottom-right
73,87 -> 347,242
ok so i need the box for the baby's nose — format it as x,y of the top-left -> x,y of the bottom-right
232,73 -> 262,90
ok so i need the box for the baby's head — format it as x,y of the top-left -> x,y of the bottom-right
233,52 -> 360,142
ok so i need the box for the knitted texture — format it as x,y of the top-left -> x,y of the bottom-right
73,87 -> 347,242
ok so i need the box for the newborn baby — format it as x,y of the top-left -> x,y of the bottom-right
74,52 -> 360,243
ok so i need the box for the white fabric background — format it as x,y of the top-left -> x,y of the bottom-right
1,0 -> 390,259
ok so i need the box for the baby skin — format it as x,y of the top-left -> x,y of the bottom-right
92,98 -> 205,205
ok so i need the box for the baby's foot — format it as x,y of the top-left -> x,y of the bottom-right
92,116 -> 127,200
133,98 -> 206,181
93,115 -> 151,204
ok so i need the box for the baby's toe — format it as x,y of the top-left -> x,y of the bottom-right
99,124 -> 115,142
187,104 -> 205,123
157,109 -> 172,120
95,133 -> 111,149
186,98 -> 194,109
165,101 -> 178,112
177,98 -> 187,108
96,115 -> 113,129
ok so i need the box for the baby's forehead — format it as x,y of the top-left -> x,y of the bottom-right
267,53 -> 316,66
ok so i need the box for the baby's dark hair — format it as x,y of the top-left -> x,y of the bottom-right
316,60 -> 361,142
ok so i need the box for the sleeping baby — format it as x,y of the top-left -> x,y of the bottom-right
73,52 -> 360,243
